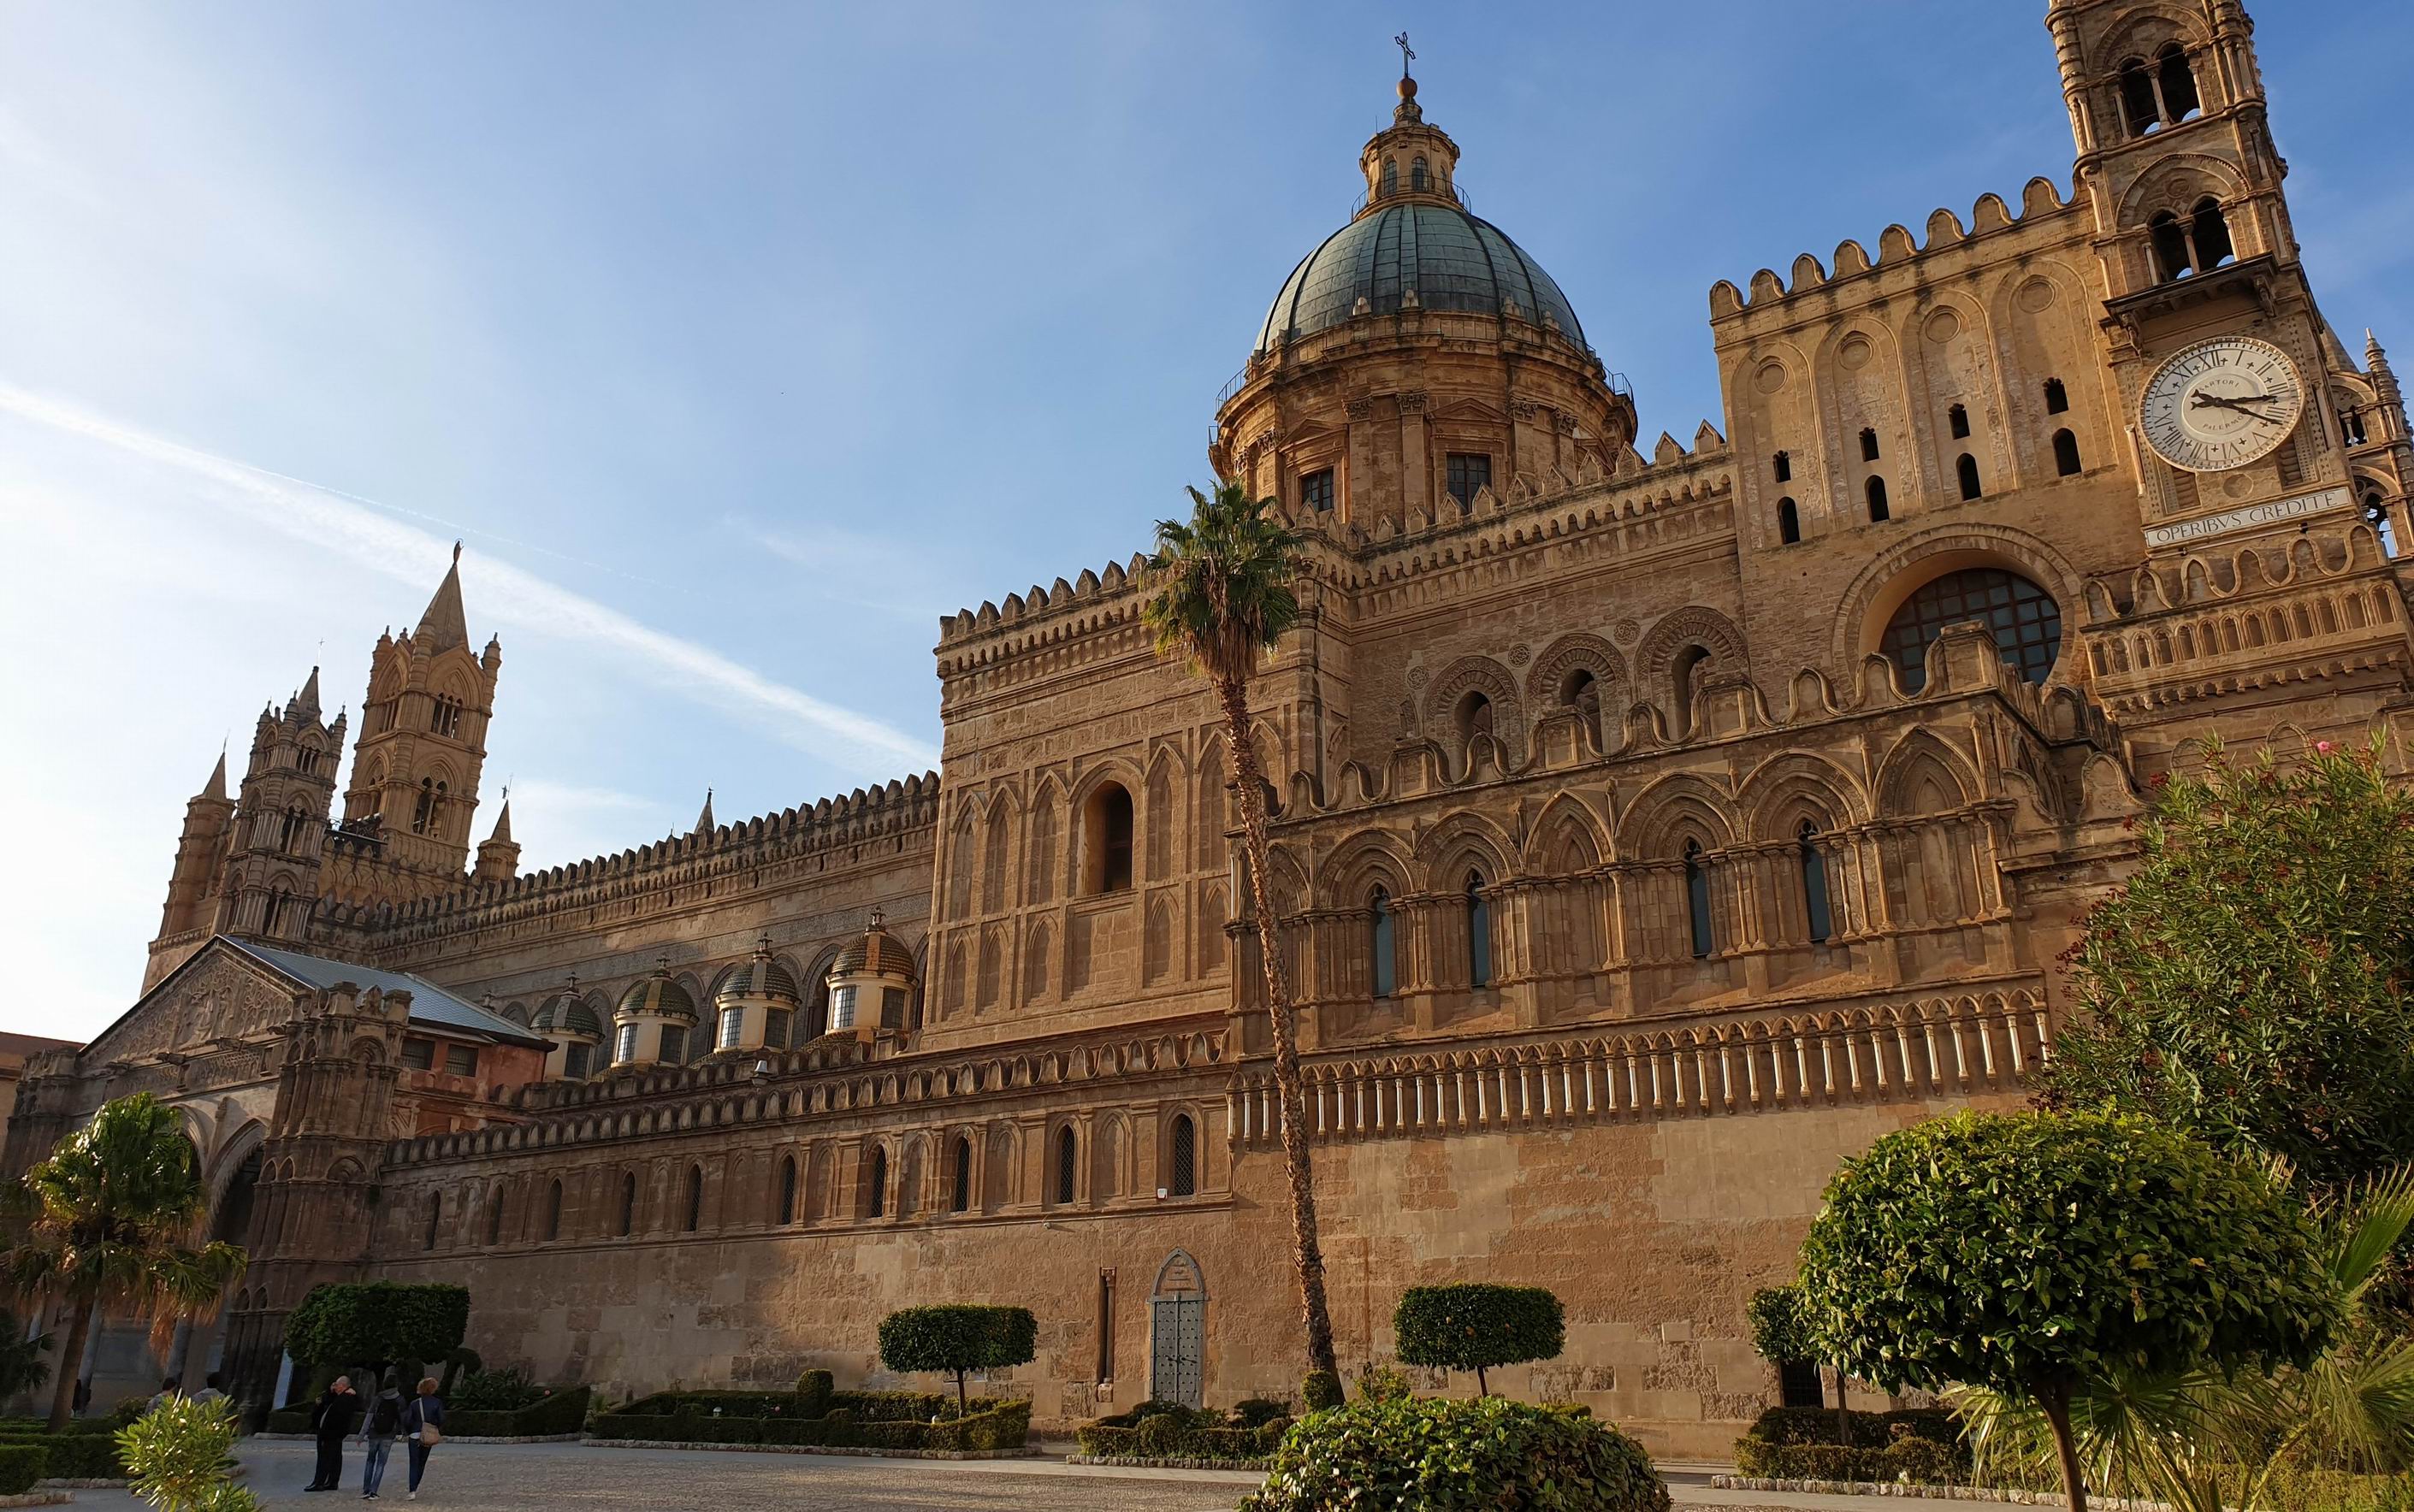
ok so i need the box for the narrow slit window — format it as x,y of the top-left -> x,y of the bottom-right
1778,497 -> 1800,544
2192,198 -> 2234,270
2119,57 -> 2159,137
2157,43 -> 2199,121
951,1137 -> 973,1213
1168,1114 -> 1197,1197
1370,888 -> 1396,998
1866,475 -> 1890,522
1860,428 -> 1880,462
683,1166 -> 703,1232
1957,453 -> 1983,500
2151,212 -> 2192,282
1465,872 -> 1492,988
618,1172 -> 636,1236
2044,377 -> 2069,414
867,1146 -> 888,1219
545,1179 -> 563,1241
1949,404 -> 1970,440
1798,820 -> 1834,943
1683,841 -> 1714,960
1772,450 -> 1791,483
1056,1127 -> 1078,1205
777,1156 -> 797,1226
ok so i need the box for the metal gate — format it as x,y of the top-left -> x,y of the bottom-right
1150,1296 -> 1204,1408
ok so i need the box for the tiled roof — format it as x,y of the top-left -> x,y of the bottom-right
227,940 -> 549,1048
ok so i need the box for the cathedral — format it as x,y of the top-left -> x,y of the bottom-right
9,0 -> 2413,1456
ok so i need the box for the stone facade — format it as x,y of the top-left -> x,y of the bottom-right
11,0 -> 2414,1457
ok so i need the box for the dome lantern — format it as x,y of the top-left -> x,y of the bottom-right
826,909 -> 918,1043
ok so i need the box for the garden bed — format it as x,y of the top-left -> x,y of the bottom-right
1068,1453 -> 1271,1471
590,1394 -> 1030,1455
584,1436 -> 1035,1461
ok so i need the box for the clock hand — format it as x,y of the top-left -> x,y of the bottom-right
2190,393 -> 2281,416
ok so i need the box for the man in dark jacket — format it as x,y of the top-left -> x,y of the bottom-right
305,1376 -> 359,1492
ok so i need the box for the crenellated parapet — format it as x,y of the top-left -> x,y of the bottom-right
1710,180 -> 2078,323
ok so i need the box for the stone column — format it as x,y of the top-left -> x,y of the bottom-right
1397,393 -> 1431,521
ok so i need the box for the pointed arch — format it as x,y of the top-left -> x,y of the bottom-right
1737,751 -> 1867,841
1522,793 -> 1609,873
1194,735 -> 1231,872
1145,751 -> 1181,882
981,792 -> 1017,913
1023,918 -> 1054,1003
1027,779 -> 1062,905
1618,771 -> 1738,857
1143,895 -> 1177,985
1198,883 -> 1229,976
1413,811 -> 1519,893
1875,729 -> 1980,816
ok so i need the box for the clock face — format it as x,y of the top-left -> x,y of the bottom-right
2139,336 -> 2305,474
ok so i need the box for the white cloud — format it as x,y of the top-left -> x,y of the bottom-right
0,382 -> 941,777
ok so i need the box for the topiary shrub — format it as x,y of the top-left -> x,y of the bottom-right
791,1369 -> 834,1420
1394,1283 -> 1566,1396
1135,1414 -> 1184,1455
1231,1397 -> 1291,1429
1241,1396 -> 1670,1512
0,1445 -> 44,1496
1300,1371 -> 1343,1413
876,1305 -> 1038,1415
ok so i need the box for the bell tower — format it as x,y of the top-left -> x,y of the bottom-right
215,667 -> 346,948
340,546 -> 502,889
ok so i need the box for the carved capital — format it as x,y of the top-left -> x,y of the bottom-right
1512,399 -> 1542,421
1399,391 -> 1429,416
1346,398 -> 1380,422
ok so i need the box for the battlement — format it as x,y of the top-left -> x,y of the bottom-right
1710,179 -> 2078,324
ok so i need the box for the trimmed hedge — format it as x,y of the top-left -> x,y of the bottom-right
0,1445 -> 44,1496
0,1431 -> 124,1479
1394,1284 -> 1566,1391
1243,1397 -> 1669,1512
447,1385 -> 592,1438
1740,1405 -> 1959,1450
1078,1420 -> 1285,1464
610,1389 -> 957,1423
1732,1406 -> 1969,1486
590,1398 -> 1030,1451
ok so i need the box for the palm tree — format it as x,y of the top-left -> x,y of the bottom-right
0,1314 -> 50,1402
1142,479 -> 1340,1383
0,1093 -> 247,1430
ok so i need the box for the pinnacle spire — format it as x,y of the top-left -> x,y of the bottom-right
201,750 -> 229,802
487,799 -> 513,845
416,544 -> 470,653
693,788 -> 716,836
291,664 -> 322,719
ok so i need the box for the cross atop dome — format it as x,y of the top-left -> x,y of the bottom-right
1393,32 -> 1422,123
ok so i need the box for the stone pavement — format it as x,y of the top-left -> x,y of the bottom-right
57,1437 -> 1997,1511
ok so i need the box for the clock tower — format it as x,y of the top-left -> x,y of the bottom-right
2050,0 -> 2359,538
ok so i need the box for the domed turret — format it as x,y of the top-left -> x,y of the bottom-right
611,958 -> 698,1069
1212,66 -> 1634,534
530,972 -> 604,1080
709,937 -> 803,1056
826,910 -> 919,1043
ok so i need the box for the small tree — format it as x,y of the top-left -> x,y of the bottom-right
283,1282 -> 470,1391
2041,738 -> 2414,1190
118,1395 -> 261,1512
876,1304 -> 1037,1414
0,1314 -> 50,1401
1799,1111 -> 2336,1512
1746,1284 -> 1849,1444
1393,1284 -> 1564,1397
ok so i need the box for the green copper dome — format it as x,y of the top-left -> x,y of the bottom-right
1257,202 -> 1587,353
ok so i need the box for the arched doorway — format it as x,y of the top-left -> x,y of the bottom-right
180,1146 -> 263,1384
1149,1249 -> 1207,1409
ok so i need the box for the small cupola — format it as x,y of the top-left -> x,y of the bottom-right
529,972 -> 604,1080
611,957 -> 699,1068
825,909 -> 919,1042
1357,49 -> 1460,216
711,936 -> 802,1055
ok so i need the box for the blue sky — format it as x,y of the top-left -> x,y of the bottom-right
3,1 -> 2409,1040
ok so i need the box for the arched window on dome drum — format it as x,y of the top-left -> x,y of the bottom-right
1879,568 -> 2062,694
717,1007 -> 743,1052
951,1137 -> 973,1213
1559,667 -> 1602,749
1411,155 -> 1429,192
1381,158 -> 1397,198
618,1172 -> 636,1237
1957,453 -> 1983,500
683,1166 -> 703,1233
1778,497 -> 1800,545
867,1146 -> 888,1220
1168,1114 -> 1197,1197
1683,841 -> 1713,960
1370,888 -> 1396,999
2053,429 -> 2084,477
1465,872 -> 1492,988
1056,1127 -> 1078,1206
613,1023 -> 638,1065
1865,475 -> 1890,523
1798,820 -> 1834,943
545,1179 -> 563,1241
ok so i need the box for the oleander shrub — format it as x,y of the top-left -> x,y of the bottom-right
1393,1284 -> 1566,1397
1300,1371 -> 1343,1412
0,1444 -> 45,1495
1241,1396 -> 1670,1512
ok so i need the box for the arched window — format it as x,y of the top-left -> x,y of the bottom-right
1772,450 -> 1790,483
2191,197 -> 2234,270
1798,820 -> 1834,943
2151,211 -> 2192,282
279,806 -> 305,853
1381,158 -> 1397,198
2043,377 -> 2069,414
1454,693 -> 1494,750
545,1179 -> 563,1241
1683,841 -> 1714,960
1948,404 -> 1970,440
1168,1114 -> 1197,1197
2052,428 -> 2084,476
1465,872 -> 1492,988
1370,887 -> 1396,999
1671,644 -> 1713,718
1859,428 -> 1880,462
1056,1127 -> 1078,1205
1956,454 -> 1983,500
1879,567 -> 2063,693
2340,405 -> 2369,447
485,1189 -> 505,1246
1777,497 -> 1801,545
423,1193 -> 442,1251
262,885 -> 291,936
2157,42 -> 2199,121
618,1172 -> 636,1237
1085,783 -> 1134,894
411,778 -> 435,836
1559,668 -> 1602,748
777,1156 -> 797,1225
951,1137 -> 973,1214
682,1166 -> 703,1232
867,1145 -> 889,1219
2117,56 -> 2160,136
1865,475 -> 1890,522
1411,155 -> 1429,192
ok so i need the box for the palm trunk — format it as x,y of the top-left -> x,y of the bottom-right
1216,680 -> 1340,1384
2037,1379 -> 2089,1512
46,1297 -> 95,1432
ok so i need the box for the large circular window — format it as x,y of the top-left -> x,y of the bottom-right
1879,568 -> 2062,692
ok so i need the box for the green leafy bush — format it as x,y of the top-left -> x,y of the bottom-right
1231,1397 -> 1291,1429
1354,1362 -> 1413,1403
1300,1371 -> 1343,1412
1738,1406 -> 1959,1450
1732,1435 -> 1969,1486
1240,1396 -> 1670,1512
875,1306 -> 1038,1413
283,1283 -> 470,1379
791,1369 -> 833,1420
116,1397 -> 258,1512
0,1444 -> 44,1495
1393,1284 -> 1565,1396
445,1384 -> 592,1438
0,1431 -> 125,1477
450,1366 -> 544,1413
612,1388 -> 955,1422
2256,1462 -> 2414,1512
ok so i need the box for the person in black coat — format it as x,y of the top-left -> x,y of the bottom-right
306,1377 -> 360,1492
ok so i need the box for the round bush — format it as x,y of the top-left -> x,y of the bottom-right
1240,1396 -> 1671,1512
791,1369 -> 834,1420
1135,1414 -> 1183,1455
1394,1284 -> 1565,1393
1300,1371 -> 1344,1413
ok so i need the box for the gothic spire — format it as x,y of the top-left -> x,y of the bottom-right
488,798 -> 513,845
201,750 -> 229,802
693,788 -> 717,836
416,542 -> 470,653
290,664 -> 322,720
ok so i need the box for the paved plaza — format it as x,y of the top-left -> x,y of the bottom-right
55,1438 -> 1991,1512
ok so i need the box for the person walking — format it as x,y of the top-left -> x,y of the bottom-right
399,1376 -> 445,1502
190,1372 -> 228,1409
147,1376 -> 181,1410
306,1376 -> 359,1492
358,1375 -> 405,1499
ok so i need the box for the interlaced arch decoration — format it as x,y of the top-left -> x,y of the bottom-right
1315,830 -> 1417,909
1635,607 -> 1748,696
1525,633 -> 1626,708
1737,752 -> 1867,842
1875,729 -> 1981,816
1618,771 -> 1738,857
1423,657 -> 1524,756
